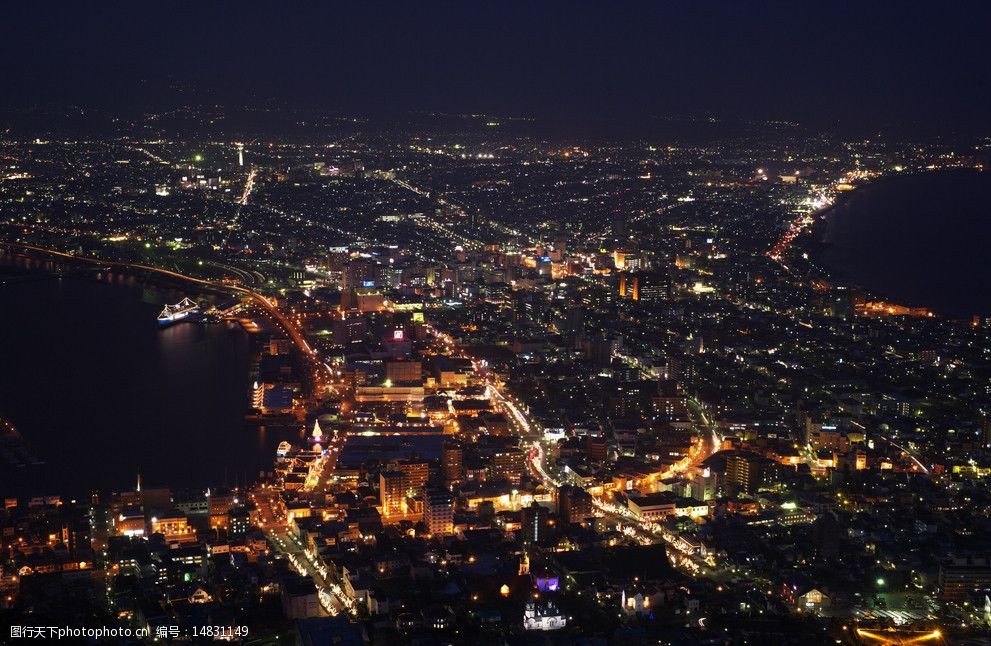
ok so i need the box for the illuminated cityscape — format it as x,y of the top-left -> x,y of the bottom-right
1,3 -> 991,645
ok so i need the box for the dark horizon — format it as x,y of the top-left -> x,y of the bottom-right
2,2 -> 989,136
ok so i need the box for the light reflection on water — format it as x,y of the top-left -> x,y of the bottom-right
0,259 -> 286,497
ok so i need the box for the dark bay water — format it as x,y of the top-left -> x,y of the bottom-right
0,260 -> 277,498
816,169 -> 991,317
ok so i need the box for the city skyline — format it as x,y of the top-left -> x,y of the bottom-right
1,4 -> 990,645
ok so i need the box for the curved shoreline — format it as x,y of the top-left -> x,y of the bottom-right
0,240 -> 318,359
803,168 -> 989,319
0,275 -> 254,497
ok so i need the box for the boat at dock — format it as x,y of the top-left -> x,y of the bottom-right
158,297 -> 200,326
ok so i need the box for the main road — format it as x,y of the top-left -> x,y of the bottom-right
433,322 -> 721,577
249,484 -> 354,617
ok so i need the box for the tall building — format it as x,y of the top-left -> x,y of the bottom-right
612,210 -> 627,240
584,335 -> 618,367
490,449 -> 526,486
442,440 -> 463,485
379,462 -> 429,521
623,252 -> 648,271
619,271 -> 671,302
939,557 -> 991,600
558,485 -> 594,525
690,471 -> 715,501
829,286 -> 855,320
391,460 -> 429,494
228,506 -> 250,538
208,489 -> 238,530
618,272 -> 632,298
386,360 -> 422,384
521,501 -> 549,545
562,306 -> 586,349
341,288 -> 385,312
586,435 -> 609,462
150,510 -> 197,545
423,489 -> 454,537
725,452 -> 772,495
379,471 -> 407,519
342,260 -> 378,290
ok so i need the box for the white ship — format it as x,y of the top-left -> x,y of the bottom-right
158,297 -> 199,326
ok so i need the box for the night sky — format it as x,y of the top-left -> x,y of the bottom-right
2,2 -> 989,132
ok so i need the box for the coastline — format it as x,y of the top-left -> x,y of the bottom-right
0,270 -> 260,498
801,168 -> 989,319
0,239 -> 327,498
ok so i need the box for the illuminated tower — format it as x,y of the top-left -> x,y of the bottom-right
236,143 -> 244,167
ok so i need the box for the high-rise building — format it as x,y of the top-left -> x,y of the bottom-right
442,440 -> 463,485
332,316 -> 369,346
623,253 -> 648,272
423,489 -> 454,537
150,510 -> 197,545
557,485 -> 594,525
379,471 -> 407,519
829,286 -> 855,320
521,501 -> 549,545
208,489 -> 238,530
386,360 -> 422,384
342,260 -> 379,290
586,435 -> 609,462
341,288 -> 385,312
228,506 -> 250,538
619,271 -> 672,302
618,273 -> 632,298
379,461 -> 429,521
725,452 -> 772,495
584,335 -> 618,367
639,272 -> 672,301
391,459 -> 429,494
938,557 -> 991,600
490,449 -> 526,486
562,306 -> 586,349
612,209 -> 627,240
